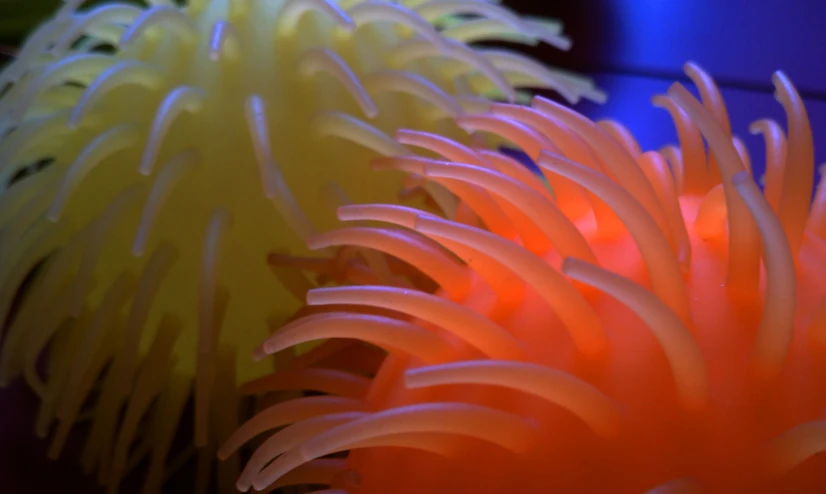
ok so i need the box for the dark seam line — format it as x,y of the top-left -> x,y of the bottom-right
583,64 -> 826,102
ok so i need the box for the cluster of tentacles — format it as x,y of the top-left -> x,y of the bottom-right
224,65 -> 826,493
0,0 -> 603,493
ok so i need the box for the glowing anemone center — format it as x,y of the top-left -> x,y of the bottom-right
0,0 -> 601,491
226,65 -> 826,493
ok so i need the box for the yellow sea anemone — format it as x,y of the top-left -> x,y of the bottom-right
0,0 -> 602,492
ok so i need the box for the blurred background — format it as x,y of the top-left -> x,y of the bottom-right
506,0 -> 826,181
0,0 -> 823,492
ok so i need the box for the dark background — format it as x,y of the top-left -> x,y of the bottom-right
1,0 -> 824,492
506,0 -> 826,182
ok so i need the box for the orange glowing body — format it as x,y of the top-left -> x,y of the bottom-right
342,201 -> 826,494
227,65 -> 826,494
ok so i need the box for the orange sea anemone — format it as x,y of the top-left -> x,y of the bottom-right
224,64 -> 826,493
0,0 -> 602,492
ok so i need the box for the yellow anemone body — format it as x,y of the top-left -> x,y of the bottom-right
0,0 -> 600,491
